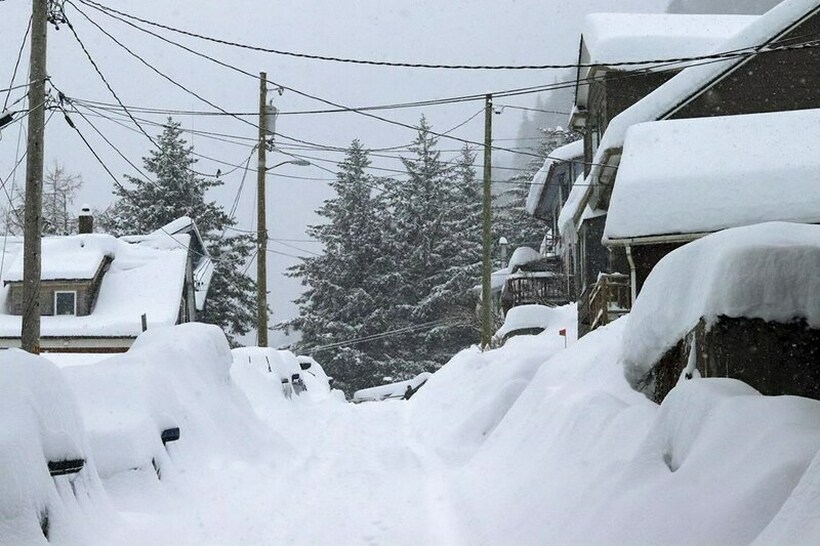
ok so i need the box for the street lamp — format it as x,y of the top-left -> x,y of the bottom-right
266,158 -> 310,171
257,157 -> 310,347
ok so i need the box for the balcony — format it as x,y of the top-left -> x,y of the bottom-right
588,273 -> 631,331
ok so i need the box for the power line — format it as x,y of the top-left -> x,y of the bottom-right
75,0 -> 820,71
3,15 -> 32,111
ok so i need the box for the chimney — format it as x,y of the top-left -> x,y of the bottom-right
78,205 -> 93,234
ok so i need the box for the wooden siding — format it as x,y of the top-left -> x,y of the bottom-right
640,317 -> 820,403
673,14 -> 820,120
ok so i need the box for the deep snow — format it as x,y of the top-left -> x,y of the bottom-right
3,311 -> 820,545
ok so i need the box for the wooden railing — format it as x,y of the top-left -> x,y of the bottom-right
588,273 -> 631,331
502,274 -> 572,314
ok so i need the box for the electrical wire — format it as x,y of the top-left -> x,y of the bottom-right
76,0 -> 820,71
3,16 -> 32,111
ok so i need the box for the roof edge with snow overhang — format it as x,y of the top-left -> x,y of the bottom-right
587,0 -> 820,193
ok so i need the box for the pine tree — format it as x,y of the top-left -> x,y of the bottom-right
99,118 -> 256,344
282,140 -> 392,393
416,144 -> 482,362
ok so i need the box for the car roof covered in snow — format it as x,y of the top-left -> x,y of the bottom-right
604,109 -> 820,243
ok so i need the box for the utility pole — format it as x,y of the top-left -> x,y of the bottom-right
480,94 -> 493,349
22,0 -> 49,354
256,72 -> 269,347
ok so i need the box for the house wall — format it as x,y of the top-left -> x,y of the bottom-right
629,242 -> 688,294
641,317 -> 820,403
8,281 -> 95,316
673,13 -> 820,120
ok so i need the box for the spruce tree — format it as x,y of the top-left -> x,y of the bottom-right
283,140 -> 392,393
99,118 -> 256,344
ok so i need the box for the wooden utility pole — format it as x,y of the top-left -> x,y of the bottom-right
21,0 -> 49,354
256,72 -> 269,347
480,94 -> 493,349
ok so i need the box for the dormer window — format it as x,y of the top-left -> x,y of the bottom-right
54,291 -> 77,316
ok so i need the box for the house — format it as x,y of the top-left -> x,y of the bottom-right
555,12 -> 759,336
565,0 -> 820,335
525,139 -> 584,253
0,214 -> 213,352
570,12 -> 756,169
603,108 -> 820,298
620,223 -> 820,403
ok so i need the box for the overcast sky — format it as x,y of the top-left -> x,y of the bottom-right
1,0 -> 668,345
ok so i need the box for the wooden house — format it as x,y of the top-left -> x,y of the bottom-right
0,216 -> 213,352
620,223 -> 820,403
562,12 -> 756,336
603,108 -> 820,297
569,0 -> 820,336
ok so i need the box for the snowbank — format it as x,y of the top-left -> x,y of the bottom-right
0,350 -> 111,544
621,223 -> 820,386
410,304 -> 577,463
410,314 -> 820,544
604,109 -> 820,242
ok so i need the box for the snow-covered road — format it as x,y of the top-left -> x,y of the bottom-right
100,401 -> 463,546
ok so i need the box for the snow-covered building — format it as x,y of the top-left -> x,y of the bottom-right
0,216 -> 213,352
604,108 -> 820,296
569,12 -> 756,161
558,0 -> 820,336
525,139 -> 584,259
621,223 -> 820,403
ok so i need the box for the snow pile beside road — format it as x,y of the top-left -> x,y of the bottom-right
0,350 -> 111,545
415,315 -> 820,544
410,304 -> 577,463
621,222 -> 820,385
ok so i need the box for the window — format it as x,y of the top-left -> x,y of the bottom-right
54,291 -> 77,316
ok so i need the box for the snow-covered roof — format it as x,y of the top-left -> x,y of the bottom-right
0,230 -> 193,338
525,140 -> 584,216
589,0 -> 820,186
621,222 -> 820,387
3,235 -> 115,282
604,109 -> 820,243
580,13 -> 755,70
557,174 -> 587,244
507,246 -> 542,273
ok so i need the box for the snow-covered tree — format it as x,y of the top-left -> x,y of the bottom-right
3,162 -> 83,235
99,118 -> 255,344
282,140 -> 393,393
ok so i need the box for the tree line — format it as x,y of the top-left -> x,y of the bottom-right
282,117 -> 577,394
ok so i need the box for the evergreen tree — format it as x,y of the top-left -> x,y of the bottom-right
416,144 -> 482,361
282,140 -> 392,393
99,118 -> 256,344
